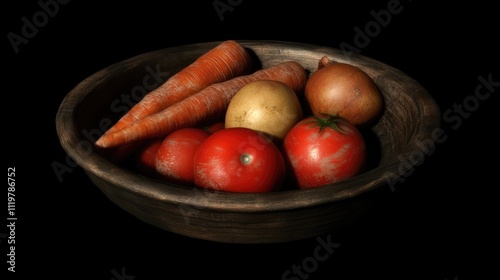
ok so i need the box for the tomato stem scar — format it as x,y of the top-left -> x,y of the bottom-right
240,154 -> 253,165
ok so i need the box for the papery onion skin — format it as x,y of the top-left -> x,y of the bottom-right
305,59 -> 384,127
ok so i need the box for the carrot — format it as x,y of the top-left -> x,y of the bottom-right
95,61 -> 308,149
97,40 -> 252,161
104,40 -> 253,135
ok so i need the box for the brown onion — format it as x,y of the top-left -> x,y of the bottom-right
305,57 -> 384,126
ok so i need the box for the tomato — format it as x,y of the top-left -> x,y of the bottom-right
282,115 -> 367,189
202,121 -> 225,134
134,137 -> 164,177
155,128 -> 210,185
193,127 -> 285,193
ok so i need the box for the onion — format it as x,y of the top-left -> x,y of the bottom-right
305,56 -> 384,126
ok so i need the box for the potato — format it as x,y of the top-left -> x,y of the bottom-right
225,80 -> 303,142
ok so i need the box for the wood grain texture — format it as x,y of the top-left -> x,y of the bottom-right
56,40 -> 441,243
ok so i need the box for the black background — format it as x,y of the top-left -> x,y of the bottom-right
3,0 -> 498,279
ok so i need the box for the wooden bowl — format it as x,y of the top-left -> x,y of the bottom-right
56,40 -> 440,243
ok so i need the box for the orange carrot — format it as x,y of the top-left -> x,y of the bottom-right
104,40 -> 253,135
97,40 -> 252,161
95,61 -> 308,149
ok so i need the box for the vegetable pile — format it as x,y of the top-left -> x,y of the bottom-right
95,40 -> 384,193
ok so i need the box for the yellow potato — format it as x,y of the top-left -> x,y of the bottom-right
225,80 -> 303,142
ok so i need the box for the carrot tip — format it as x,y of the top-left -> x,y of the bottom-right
95,138 -> 107,148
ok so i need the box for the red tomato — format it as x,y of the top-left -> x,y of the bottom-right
202,121 -> 225,134
134,137 -> 164,177
282,115 -> 367,189
193,127 -> 285,193
155,128 -> 210,185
